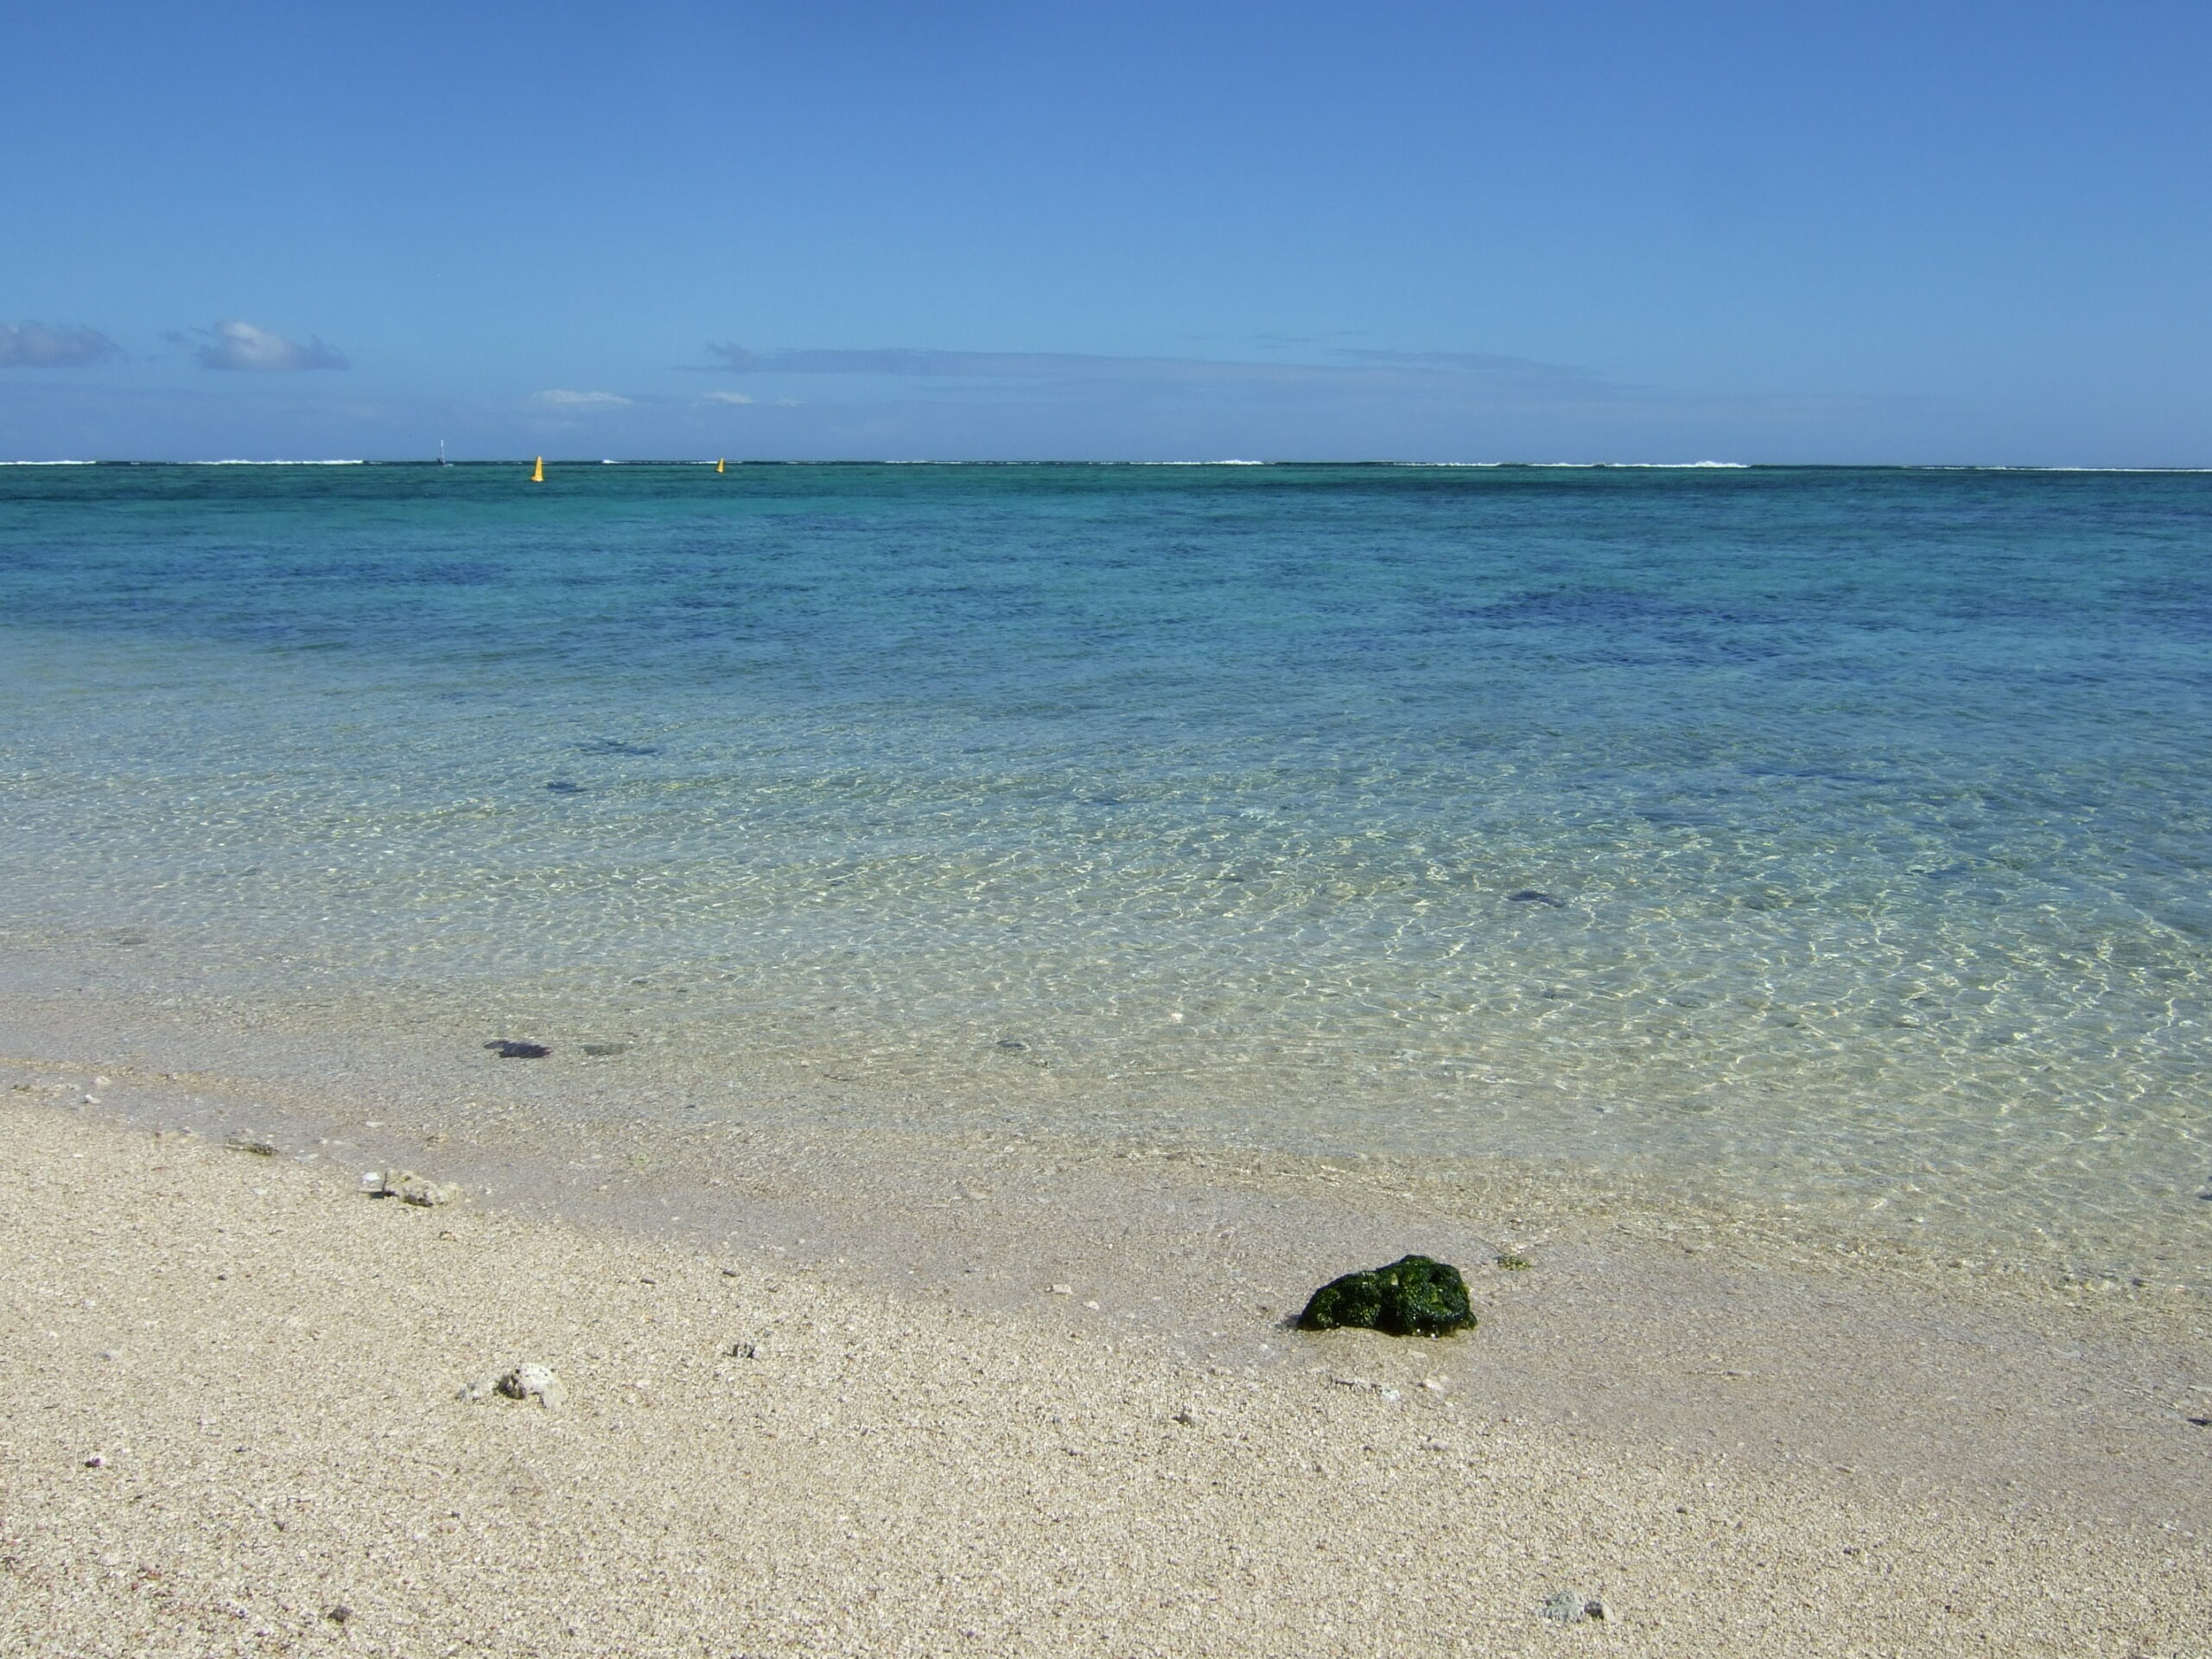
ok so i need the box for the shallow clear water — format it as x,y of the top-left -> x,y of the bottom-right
2,462 -> 2207,1273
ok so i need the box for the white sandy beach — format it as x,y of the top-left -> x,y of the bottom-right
4,1061 -> 2208,1657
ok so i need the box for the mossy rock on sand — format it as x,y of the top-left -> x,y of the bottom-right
1297,1254 -> 1477,1337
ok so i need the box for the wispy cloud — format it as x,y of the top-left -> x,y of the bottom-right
0,323 -> 120,368
698,389 -> 754,405
194,321 -> 348,372
532,388 -> 632,410
1185,330 -> 1375,350
699,342 -> 1610,403
1332,348 -> 1585,372
677,340 -> 1917,456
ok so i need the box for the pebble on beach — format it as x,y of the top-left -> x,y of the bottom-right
486,1039 -> 553,1059
1296,1255 -> 1478,1337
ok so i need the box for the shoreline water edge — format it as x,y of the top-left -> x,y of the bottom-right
3,1004 -> 2209,1655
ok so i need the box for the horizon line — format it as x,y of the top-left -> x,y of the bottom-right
7,458 -> 2212,473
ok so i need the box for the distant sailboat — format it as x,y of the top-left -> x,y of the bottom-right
716,457 -> 726,474
531,455 -> 544,483
437,439 -> 450,467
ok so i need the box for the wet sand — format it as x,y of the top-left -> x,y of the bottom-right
4,1036 -> 2209,1656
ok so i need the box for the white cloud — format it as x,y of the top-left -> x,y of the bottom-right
532,389 -> 632,410
699,390 -> 754,405
0,323 -> 119,367
196,321 -> 348,372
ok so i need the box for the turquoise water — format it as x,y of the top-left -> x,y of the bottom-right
2,463 -> 2208,1274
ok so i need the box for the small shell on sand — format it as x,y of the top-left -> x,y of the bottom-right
459,1363 -> 566,1408
495,1364 -> 566,1409
364,1170 -> 463,1207
1541,1591 -> 1606,1624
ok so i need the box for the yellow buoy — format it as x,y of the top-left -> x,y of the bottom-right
531,455 -> 544,483
716,457 -> 726,474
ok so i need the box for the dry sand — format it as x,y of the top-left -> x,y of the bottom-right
4,1084 -> 2209,1657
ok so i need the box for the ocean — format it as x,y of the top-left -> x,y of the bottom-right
1,461 -> 2206,1287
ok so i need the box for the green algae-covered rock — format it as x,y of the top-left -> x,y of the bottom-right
1296,1254 -> 1476,1337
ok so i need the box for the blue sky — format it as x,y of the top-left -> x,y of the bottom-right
3,1 -> 2208,462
